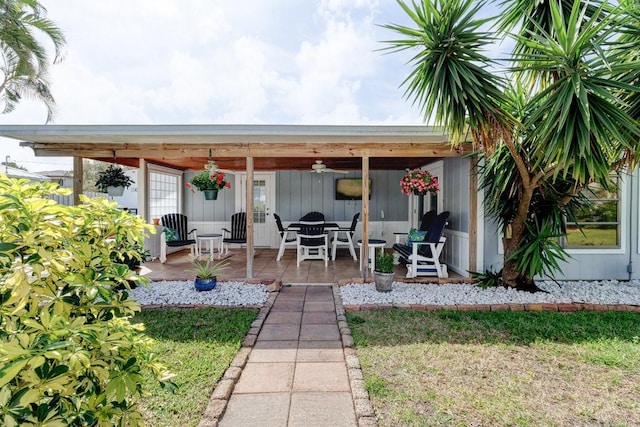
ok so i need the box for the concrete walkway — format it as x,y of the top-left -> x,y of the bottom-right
209,285 -> 376,426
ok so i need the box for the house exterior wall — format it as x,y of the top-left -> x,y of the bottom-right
275,170 -> 408,222
482,168 -> 640,281
183,169 -> 408,223
182,170 -> 237,221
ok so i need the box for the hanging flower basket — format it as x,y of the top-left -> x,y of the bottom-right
107,186 -> 125,197
400,169 -> 439,196
185,170 -> 231,200
203,189 -> 218,200
95,164 -> 134,194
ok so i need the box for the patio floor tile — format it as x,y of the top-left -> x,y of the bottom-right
249,340 -> 298,363
288,392 -> 357,427
297,341 -> 344,362
219,393 -> 290,427
303,302 -> 336,312
234,362 -> 295,393
271,300 -> 305,312
301,311 -> 336,324
292,362 -> 351,392
265,311 -> 303,324
257,324 -> 300,341
299,324 -> 340,341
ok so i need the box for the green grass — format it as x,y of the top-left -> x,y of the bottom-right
565,228 -> 617,246
133,307 -> 258,427
348,310 -> 640,426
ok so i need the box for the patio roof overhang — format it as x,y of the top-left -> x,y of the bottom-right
0,124 -> 471,171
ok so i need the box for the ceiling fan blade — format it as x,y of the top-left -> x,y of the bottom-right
325,168 -> 349,174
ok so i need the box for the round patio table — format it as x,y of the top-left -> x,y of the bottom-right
197,233 -> 223,260
357,239 -> 387,272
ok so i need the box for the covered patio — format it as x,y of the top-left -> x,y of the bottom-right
0,124 -> 477,280
140,248 -> 465,284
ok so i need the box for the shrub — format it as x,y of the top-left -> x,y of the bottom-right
375,251 -> 395,273
0,175 -> 175,426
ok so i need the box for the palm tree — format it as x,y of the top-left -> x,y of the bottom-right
0,0 -> 66,122
383,0 -> 640,288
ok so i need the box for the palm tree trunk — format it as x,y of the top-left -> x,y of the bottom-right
501,183 -> 539,291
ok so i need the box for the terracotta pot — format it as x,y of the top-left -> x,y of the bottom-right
152,218 -> 160,225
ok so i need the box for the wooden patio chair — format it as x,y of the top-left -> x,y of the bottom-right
222,212 -> 247,254
159,213 -> 197,263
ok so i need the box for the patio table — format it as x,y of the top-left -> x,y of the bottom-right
358,238 -> 387,272
278,222 -> 339,261
197,233 -> 223,261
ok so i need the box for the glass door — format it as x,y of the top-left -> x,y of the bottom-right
235,172 -> 276,247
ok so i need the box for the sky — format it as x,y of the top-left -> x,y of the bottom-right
0,0 -> 501,172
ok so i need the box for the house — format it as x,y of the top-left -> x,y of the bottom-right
4,165 -> 51,182
0,124 -> 634,281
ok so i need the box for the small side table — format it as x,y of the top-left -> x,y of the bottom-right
197,234 -> 223,260
358,239 -> 387,272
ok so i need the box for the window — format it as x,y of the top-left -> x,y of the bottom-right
253,179 -> 267,223
149,171 -> 179,218
563,177 -> 620,249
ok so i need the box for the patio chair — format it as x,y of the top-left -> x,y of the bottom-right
275,213 -> 297,260
393,210 -> 437,245
392,211 -> 450,278
159,213 -> 197,263
299,211 -> 325,222
296,221 -> 329,267
222,212 -> 247,254
331,212 -> 359,261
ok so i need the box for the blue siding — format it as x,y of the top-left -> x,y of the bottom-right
183,171 -> 236,221
275,170 -> 408,222
185,169 -> 408,222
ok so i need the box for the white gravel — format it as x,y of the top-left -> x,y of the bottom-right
128,279 -> 640,307
339,280 -> 640,306
129,280 -> 269,307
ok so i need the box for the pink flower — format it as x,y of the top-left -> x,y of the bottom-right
400,169 -> 439,196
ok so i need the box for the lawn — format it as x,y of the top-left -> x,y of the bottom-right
565,228 -> 617,247
347,309 -> 640,426
132,307 -> 258,427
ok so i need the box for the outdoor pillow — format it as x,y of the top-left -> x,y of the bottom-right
406,228 -> 426,246
162,226 -> 180,242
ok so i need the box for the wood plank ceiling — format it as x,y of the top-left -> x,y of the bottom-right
0,125 -> 472,171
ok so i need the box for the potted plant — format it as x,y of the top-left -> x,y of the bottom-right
400,169 -> 439,196
373,251 -> 395,292
185,170 -> 231,200
187,258 -> 229,291
95,164 -> 134,196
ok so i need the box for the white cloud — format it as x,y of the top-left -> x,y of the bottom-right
1,0 -> 439,170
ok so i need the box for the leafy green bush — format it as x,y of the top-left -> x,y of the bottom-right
0,175 -> 174,426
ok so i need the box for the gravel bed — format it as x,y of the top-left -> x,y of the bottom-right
129,279 -> 640,307
129,280 -> 269,307
339,280 -> 640,306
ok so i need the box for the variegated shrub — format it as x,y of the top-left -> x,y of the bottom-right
0,175 -> 174,426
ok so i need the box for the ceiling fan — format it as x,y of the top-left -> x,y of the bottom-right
204,159 -> 234,175
202,149 -> 234,174
310,160 -> 349,174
